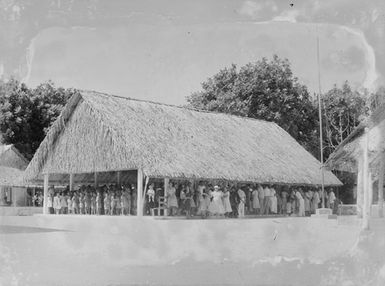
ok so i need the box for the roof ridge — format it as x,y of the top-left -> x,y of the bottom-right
79,90 -> 277,125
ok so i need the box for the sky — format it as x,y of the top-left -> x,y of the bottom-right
0,0 -> 384,105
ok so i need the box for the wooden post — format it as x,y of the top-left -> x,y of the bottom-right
43,174 -> 49,215
69,174 -> 74,192
362,130 -> 370,230
164,177 -> 169,216
117,171 -> 121,186
356,157 -> 364,218
369,171 -> 373,216
379,153 -> 384,218
137,169 -> 143,217
94,172 -> 98,189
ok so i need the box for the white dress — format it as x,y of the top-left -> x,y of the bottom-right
295,191 -> 305,216
209,191 -> 225,215
252,190 -> 260,209
222,191 -> 232,213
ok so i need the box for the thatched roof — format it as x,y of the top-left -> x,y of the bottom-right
0,166 -> 24,186
24,91 -> 341,186
0,144 -> 29,170
325,103 -> 385,173
0,144 -> 28,186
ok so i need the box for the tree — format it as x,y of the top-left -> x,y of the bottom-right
368,86 -> 385,113
187,55 -> 319,154
321,81 -> 367,159
0,79 -> 77,159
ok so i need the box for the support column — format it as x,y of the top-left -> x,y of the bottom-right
164,177 -> 169,216
137,169 -> 143,217
379,153 -> 384,218
43,173 -> 49,215
117,171 -> 121,186
362,129 -> 370,230
94,172 -> 98,189
69,174 -> 74,192
356,157 -> 364,218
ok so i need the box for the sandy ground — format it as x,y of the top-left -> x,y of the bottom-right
0,215 -> 384,286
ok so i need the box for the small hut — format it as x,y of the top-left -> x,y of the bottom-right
326,104 -> 385,229
24,91 -> 341,215
0,144 -> 30,207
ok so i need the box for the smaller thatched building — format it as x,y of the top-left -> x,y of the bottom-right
326,104 -> 385,229
24,91 -> 341,216
0,144 -> 30,207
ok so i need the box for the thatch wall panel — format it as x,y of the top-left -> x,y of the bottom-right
25,91 -> 341,186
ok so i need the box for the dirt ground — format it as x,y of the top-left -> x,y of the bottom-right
0,215 -> 384,286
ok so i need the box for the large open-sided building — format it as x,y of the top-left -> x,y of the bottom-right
24,91 -> 341,215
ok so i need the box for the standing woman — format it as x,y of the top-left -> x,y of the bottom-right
47,192 -> 54,215
237,187 -> 246,218
53,193 -> 61,215
304,189 -> 311,216
110,192 -> 116,215
209,186 -> 225,217
312,188 -> 320,214
222,187 -> 232,217
72,192 -> 79,214
295,188 -> 305,217
96,190 -> 102,215
115,192 -> 121,216
270,190 -> 278,214
104,192 -> 110,215
91,193 -> 97,215
166,182 -> 178,216
197,186 -> 209,218
67,194 -> 73,214
281,188 -> 288,215
251,186 -> 260,215
60,193 -> 68,214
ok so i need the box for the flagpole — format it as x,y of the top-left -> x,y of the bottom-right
316,24 -> 325,208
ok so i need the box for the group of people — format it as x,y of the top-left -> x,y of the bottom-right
46,184 -> 137,215
45,180 -> 339,218
145,181 -> 339,218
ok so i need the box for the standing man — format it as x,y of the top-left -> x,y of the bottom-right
263,185 -> 271,215
258,184 -> 265,215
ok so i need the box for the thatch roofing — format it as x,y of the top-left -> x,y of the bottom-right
0,166 -> 24,186
0,144 -> 28,187
24,91 -> 341,186
325,103 -> 385,173
0,144 -> 29,170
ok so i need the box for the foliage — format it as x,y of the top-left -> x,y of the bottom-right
187,55 -> 319,154
367,86 -> 385,113
0,79 -> 77,159
321,81 -> 368,159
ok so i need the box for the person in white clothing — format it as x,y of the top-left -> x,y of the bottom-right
53,193 -> 61,215
237,187 -> 246,218
328,189 -> 336,211
295,189 -> 305,217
